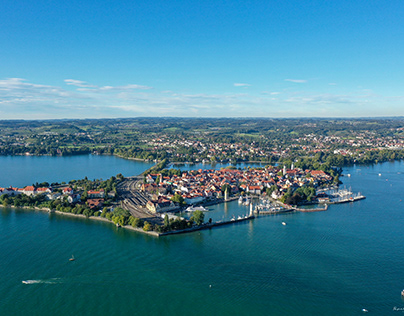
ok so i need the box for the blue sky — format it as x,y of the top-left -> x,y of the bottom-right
1,0 -> 403,119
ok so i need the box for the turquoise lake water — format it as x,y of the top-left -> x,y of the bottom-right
0,155 -> 154,187
1,158 -> 404,315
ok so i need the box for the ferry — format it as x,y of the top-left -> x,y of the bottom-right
185,206 -> 209,212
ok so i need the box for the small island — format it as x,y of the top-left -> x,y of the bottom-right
0,158 -> 364,236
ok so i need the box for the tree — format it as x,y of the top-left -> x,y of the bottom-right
164,214 -> 170,227
171,193 -> 185,205
333,175 -> 341,185
221,184 -> 231,193
134,217 -> 143,228
101,207 -> 109,217
143,221 -> 152,231
266,185 -> 277,196
83,208 -> 92,218
2,196 -> 9,207
128,216 -> 142,228
81,190 -> 88,201
190,210 -> 204,226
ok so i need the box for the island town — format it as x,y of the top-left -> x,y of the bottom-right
3,117 -> 400,236
0,162 -> 365,236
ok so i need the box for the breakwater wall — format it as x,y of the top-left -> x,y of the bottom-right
159,215 -> 255,236
295,204 -> 328,212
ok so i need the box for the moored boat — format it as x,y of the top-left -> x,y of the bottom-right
186,206 -> 209,212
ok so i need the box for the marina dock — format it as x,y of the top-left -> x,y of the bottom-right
159,215 -> 255,236
257,208 -> 295,215
320,187 -> 366,204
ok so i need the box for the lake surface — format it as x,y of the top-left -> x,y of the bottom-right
0,155 -> 154,187
170,161 -> 266,171
1,158 -> 404,315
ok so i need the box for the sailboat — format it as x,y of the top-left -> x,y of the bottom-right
69,255 -> 75,261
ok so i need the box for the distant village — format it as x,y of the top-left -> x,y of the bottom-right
145,129 -> 404,163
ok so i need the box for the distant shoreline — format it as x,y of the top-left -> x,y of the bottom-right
168,160 -> 269,166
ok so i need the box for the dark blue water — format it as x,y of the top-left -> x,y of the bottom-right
1,160 -> 404,315
0,155 -> 154,187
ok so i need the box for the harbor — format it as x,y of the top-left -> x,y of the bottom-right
253,199 -> 295,215
159,214 -> 255,236
317,186 -> 366,204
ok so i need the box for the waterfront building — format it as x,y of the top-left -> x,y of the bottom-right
146,197 -> 177,213
87,199 -> 104,210
23,186 -> 36,196
87,189 -> 105,198
0,187 -> 21,197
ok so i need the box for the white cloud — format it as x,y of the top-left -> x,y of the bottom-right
64,79 -> 97,88
1,78 -> 403,119
0,78 -> 59,91
99,84 -> 152,91
65,79 -> 152,91
285,79 -> 307,83
99,86 -> 114,91
234,83 -> 251,87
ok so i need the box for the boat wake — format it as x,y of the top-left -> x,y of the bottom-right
22,278 -> 61,285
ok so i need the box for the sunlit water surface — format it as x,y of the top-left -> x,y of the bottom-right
1,159 -> 404,315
